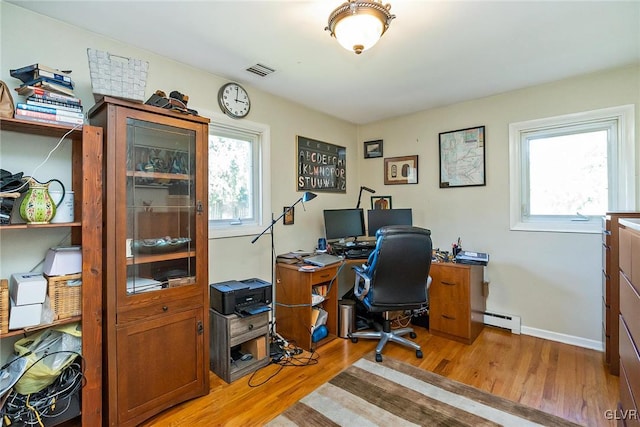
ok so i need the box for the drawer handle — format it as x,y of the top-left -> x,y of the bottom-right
248,324 -> 254,330
442,314 -> 456,320
442,281 -> 456,286
319,274 -> 330,279
162,306 -> 168,312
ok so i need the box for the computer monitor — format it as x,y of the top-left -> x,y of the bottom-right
323,208 -> 365,241
367,208 -> 413,237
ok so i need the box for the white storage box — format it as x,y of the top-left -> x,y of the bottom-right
9,298 -> 42,329
43,246 -> 82,276
10,272 -> 47,305
87,48 -> 149,102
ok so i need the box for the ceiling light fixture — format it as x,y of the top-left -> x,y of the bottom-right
325,0 -> 395,55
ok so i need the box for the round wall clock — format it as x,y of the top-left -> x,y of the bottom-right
217,82 -> 251,119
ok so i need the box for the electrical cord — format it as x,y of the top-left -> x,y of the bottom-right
1,351 -> 85,426
246,338 -> 318,387
9,123 -> 81,194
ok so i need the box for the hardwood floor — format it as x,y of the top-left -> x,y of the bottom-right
140,325 -> 619,426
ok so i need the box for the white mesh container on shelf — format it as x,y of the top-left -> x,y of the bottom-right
87,48 -> 148,102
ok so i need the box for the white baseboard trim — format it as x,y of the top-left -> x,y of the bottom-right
521,326 -> 603,352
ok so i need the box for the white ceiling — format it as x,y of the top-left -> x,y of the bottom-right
8,1 -> 640,125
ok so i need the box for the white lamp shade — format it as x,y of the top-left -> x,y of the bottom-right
334,13 -> 384,53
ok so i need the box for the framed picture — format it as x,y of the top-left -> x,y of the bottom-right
371,196 -> 392,210
364,139 -> 383,159
438,126 -> 486,188
296,135 -> 346,193
283,206 -> 295,225
384,155 -> 418,185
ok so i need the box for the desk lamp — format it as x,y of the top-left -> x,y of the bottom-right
356,186 -> 375,209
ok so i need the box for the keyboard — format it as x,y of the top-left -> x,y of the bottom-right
345,248 -> 374,259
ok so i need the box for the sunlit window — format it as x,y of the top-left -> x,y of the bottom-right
207,119 -> 271,238
509,105 -> 634,233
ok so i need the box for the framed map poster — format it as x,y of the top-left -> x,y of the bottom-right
438,126 -> 486,188
297,135 -> 346,193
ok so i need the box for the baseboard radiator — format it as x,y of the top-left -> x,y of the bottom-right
483,311 -> 521,334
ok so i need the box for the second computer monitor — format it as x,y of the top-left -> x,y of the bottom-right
367,208 -> 413,237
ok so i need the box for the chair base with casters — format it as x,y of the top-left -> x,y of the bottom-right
349,311 -> 422,362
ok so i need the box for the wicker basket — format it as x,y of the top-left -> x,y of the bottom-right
0,279 -> 8,334
46,273 -> 82,320
87,48 -> 149,103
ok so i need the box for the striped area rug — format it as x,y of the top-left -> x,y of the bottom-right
267,354 -> 581,427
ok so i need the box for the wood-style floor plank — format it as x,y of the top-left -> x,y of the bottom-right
140,326 -> 618,426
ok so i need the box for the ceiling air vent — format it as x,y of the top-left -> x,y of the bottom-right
246,63 -> 276,77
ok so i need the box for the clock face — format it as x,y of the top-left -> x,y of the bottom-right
218,83 -> 251,119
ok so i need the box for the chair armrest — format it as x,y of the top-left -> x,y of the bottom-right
352,265 -> 371,300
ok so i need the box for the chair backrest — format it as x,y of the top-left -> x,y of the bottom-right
363,225 -> 432,311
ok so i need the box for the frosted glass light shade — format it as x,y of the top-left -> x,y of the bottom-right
326,1 -> 395,55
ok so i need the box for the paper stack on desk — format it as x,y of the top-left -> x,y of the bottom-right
276,251 -> 311,264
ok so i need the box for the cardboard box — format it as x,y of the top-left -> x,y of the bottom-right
241,336 -> 267,360
10,272 -> 47,305
43,246 -> 82,276
9,298 -> 42,329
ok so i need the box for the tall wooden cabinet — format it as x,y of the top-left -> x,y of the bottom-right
88,97 -> 210,426
602,212 -> 640,376
0,118 -> 103,426
618,218 -> 640,425
429,262 -> 485,344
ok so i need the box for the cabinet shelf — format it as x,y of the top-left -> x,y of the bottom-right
127,170 -> 191,181
0,222 -> 81,230
126,250 -> 196,265
0,316 -> 81,339
0,116 -> 83,137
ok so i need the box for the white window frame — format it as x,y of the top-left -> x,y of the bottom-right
202,110 -> 271,239
509,105 -> 635,233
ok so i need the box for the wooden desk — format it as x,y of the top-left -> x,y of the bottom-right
338,258 -> 486,345
275,263 -> 340,351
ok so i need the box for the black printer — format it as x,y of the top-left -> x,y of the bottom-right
210,278 -> 272,316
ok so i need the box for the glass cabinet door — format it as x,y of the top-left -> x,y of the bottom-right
125,118 -> 197,295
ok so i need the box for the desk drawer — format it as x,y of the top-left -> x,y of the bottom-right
430,302 -> 469,338
621,274 -> 640,343
430,269 -> 468,302
117,295 -> 202,324
620,316 -> 640,413
229,311 -> 269,342
620,362 -> 640,427
310,268 -> 338,286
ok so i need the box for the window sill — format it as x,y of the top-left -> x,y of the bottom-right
209,225 -> 269,240
510,221 -> 600,234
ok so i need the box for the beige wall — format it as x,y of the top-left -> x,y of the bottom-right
2,2 -> 639,348
357,65 -> 640,347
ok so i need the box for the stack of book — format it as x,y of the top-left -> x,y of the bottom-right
10,63 -> 83,126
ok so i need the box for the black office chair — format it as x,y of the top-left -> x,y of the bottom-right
349,225 -> 432,362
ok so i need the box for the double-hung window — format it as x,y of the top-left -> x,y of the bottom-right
509,105 -> 635,233
208,116 -> 270,238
